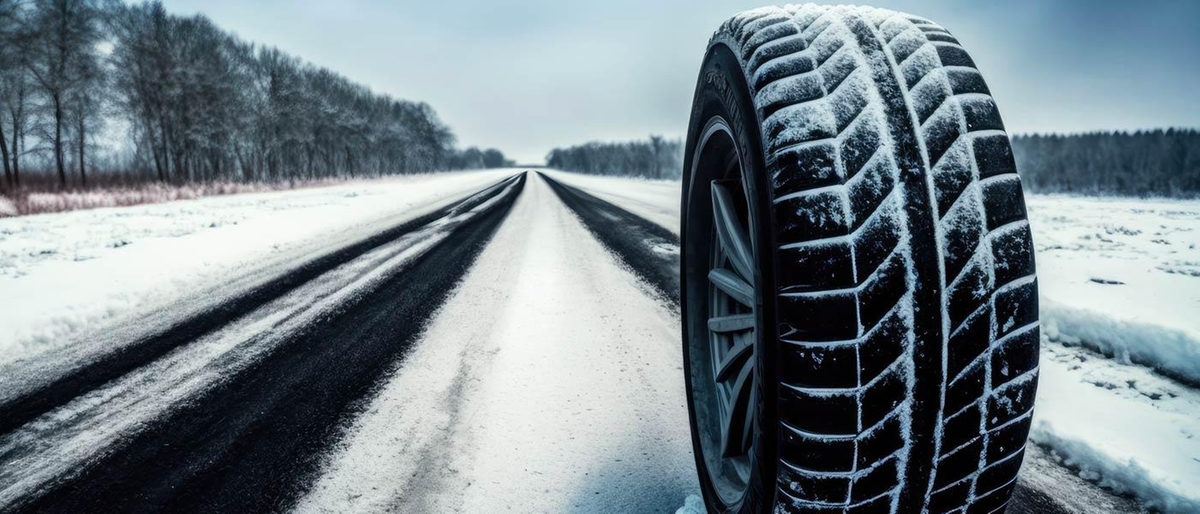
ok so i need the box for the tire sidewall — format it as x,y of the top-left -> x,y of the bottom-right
682,42 -> 780,514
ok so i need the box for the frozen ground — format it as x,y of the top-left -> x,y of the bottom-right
1,169 -> 1197,512
549,172 -> 1200,513
0,170 -> 511,367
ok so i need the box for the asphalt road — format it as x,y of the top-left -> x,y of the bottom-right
0,171 -> 1140,513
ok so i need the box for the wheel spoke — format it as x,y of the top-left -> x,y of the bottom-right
709,268 -> 754,307
720,361 -> 755,458
708,313 -> 754,333
711,181 -> 754,282
715,336 -> 754,382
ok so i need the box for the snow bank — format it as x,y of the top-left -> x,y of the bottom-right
1032,340 -> 1200,513
1043,299 -> 1200,385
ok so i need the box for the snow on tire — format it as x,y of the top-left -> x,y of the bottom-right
680,5 -> 1038,513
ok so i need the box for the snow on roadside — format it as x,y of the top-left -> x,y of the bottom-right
298,174 -> 698,513
0,170 -> 512,367
542,170 -> 682,235
1032,339 -> 1200,512
1027,195 -> 1200,385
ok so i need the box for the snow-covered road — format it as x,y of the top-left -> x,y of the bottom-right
0,170 -> 1195,513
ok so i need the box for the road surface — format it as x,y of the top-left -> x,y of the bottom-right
0,172 -> 1143,513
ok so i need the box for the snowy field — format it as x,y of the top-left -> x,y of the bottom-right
1,170 -> 1197,512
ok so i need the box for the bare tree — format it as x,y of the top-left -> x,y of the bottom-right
22,0 -> 103,188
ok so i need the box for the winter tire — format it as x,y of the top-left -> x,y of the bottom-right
681,5 -> 1039,514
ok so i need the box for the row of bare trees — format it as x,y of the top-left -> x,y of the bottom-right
0,0 -> 507,192
545,136 -> 682,179
1011,129 -> 1200,197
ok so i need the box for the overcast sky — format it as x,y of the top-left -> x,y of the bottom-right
159,0 -> 1200,164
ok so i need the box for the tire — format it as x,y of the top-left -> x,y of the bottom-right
680,5 -> 1039,514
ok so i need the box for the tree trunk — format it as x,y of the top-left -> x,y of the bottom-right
53,93 -> 66,189
77,113 -> 87,188
0,120 -> 11,189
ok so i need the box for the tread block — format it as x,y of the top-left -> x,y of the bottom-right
850,455 -> 899,502
946,259 -> 992,329
939,187 -> 985,281
748,34 -> 809,74
778,239 -> 855,292
980,175 -> 1027,230
846,145 -> 896,224
901,44 -> 941,89
851,196 -> 902,279
940,403 -> 982,455
775,188 -> 851,243
986,416 -> 1032,462
857,414 -> 905,468
929,479 -> 971,513
934,43 -> 976,68
848,491 -> 895,513
971,133 -> 1016,179
933,437 -> 983,488
960,96 -> 1004,132
820,46 -> 861,94
858,309 -> 908,384
754,52 -> 819,92
780,385 -> 860,435
989,222 -> 1035,286
946,363 -> 986,415
912,73 -> 950,124
765,102 -> 836,153
738,15 -> 792,45
988,373 -> 1037,427
778,465 -> 851,504
778,289 -> 859,342
967,479 -> 1017,514
948,309 -> 990,380
931,139 -> 974,217
743,20 -> 801,62
975,449 -> 1024,498
946,68 -> 989,96
780,430 -> 856,473
759,72 -> 825,119
859,363 -> 908,429
772,141 -> 839,194
856,251 -> 908,335
839,115 -> 883,182
779,340 -> 859,389
829,71 -> 871,132
923,103 -> 965,171
888,26 -> 928,64
992,278 -> 1037,340
989,326 -> 1039,389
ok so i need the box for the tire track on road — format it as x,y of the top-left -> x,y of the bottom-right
7,174 -> 526,513
0,174 -> 523,438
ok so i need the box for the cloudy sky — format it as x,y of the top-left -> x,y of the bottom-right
160,0 -> 1200,164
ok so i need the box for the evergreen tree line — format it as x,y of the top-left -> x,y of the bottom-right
0,0 -> 509,192
1011,129 -> 1200,197
545,136 -> 682,179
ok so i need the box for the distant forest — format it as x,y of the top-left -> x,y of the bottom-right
548,130 -> 1200,198
1011,129 -> 1200,197
0,0 -> 509,193
545,136 -> 683,180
